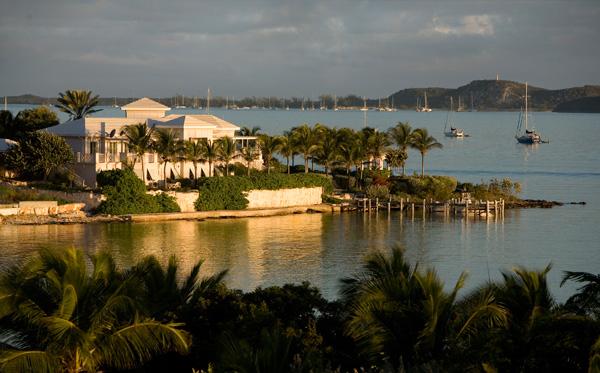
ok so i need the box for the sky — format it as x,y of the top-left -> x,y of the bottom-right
1,0 -> 599,98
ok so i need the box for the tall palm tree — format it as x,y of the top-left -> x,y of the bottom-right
278,131 -> 296,174
388,122 -> 413,175
0,248 -> 190,372
366,131 -> 390,170
338,138 -> 361,189
340,247 -> 506,370
258,134 -> 282,174
410,128 -> 442,177
315,127 -> 339,175
184,140 -> 204,186
122,123 -> 155,182
56,90 -> 102,120
217,136 -> 237,176
153,128 -> 179,185
240,145 -> 259,176
291,124 -> 318,174
200,138 -> 221,177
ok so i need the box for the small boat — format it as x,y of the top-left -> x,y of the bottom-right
515,82 -> 546,144
112,97 -> 119,108
444,97 -> 468,138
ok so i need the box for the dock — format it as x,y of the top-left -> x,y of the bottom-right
334,197 -> 505,219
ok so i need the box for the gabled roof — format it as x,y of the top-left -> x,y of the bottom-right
121,97 -> 170,110
153,114 -> 239,130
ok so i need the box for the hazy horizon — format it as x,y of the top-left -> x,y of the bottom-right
1,0 -> 598,98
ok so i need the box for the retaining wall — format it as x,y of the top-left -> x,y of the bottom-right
246,187 -> 323,209
0,202 -> 86,216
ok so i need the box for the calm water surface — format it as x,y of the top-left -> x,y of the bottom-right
2,105 -> 599,300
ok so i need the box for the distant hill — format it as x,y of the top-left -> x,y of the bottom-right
4,81 -> 600,113
552,96 -> 600,113
389,80 -> 600,112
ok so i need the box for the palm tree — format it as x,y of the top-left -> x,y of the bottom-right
240,145 -> 259,176
315,127 -> 339,175
561,271 -> 600,318
385,148 -> 407,174
132,255 -> 227,320
338,138 -> 362,190
217,136 -> 237,176
388,122 -> 413,175
410,128 -> 442,177
122,123 -> 155,183
200,138 -> 221,177
153,128 -> 179,185
278,131 -> 296,174
258,134 -> 282,174
184,140 -> 204,186
237,126 -> 261,137
366,131 -> 390,170
340,247 -> 506,370
0,248 -> 190,372
56,90 -> 102,120
291,124 -> 318,174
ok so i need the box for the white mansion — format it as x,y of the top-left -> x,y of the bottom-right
48,98 -> 260,187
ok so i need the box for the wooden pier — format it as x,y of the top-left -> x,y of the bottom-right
339,197 -> 505,219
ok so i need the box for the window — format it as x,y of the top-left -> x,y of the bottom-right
90,141 -> 98,154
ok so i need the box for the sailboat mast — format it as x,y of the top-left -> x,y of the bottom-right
525,82 -> 528,131
4,96 -> 7,111
207,88 -> 211,114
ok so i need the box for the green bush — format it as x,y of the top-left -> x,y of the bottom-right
195,174 -> 333,211
154,192 -> 181,213
96,169 -> 180,215
458,178 -> 521,201
390,175 -> 457,201
366,184 -> 390,200
0,185 -> 69,205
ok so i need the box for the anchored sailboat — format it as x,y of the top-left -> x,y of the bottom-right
416,91 -> 432,112
515,82 -> 546,144
444,97 -> 468,138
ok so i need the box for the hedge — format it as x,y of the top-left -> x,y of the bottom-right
195,173 -> 333,211
96,169 -> 180,215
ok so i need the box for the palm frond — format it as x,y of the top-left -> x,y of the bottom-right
0,350 -> 59,373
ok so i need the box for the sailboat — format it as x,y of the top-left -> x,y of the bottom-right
515,82 -> 546,144
175,94 -> 186,109
112,97 -> 119,108
416,91 -> 432,112
360,97 -> 369,111
444,97 -> 467,138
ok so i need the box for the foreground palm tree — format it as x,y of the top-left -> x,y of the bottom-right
56,89 -> 102,119
388,122 -> 413,175
217,136 -> 237,176
340,247 -> 506,370
123,123 -> 155,182
0,248 -> 190,372
258,134 -> 282,174
561,271 -> 600,318
410,128 -> 442,176
240,145 -> 259,176
153,128 -> 179,185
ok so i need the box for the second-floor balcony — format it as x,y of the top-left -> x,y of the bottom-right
74,152 -> 153,164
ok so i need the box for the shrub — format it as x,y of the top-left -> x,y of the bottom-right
195,174 -> 333,211
458,178 -> 521,201
390,175 -> 457,201
96,169 -> 180,214
154,192 -> 181,213
366,184 -> 390,200
2,132 -> 73,181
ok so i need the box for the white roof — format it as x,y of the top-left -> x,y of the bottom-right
153,114 -> 239,130
121,97 -> 170,111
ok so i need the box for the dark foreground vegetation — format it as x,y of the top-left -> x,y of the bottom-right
0,247 -> 598,372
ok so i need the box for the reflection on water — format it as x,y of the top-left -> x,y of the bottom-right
2,205 -> 596,301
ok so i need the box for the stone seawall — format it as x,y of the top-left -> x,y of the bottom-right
0,201 -> 86,217
246,187 -> 323,209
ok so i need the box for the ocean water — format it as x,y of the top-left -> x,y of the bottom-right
1,105 -> 599,300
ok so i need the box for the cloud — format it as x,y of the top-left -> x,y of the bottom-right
431,14 -> 497,36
